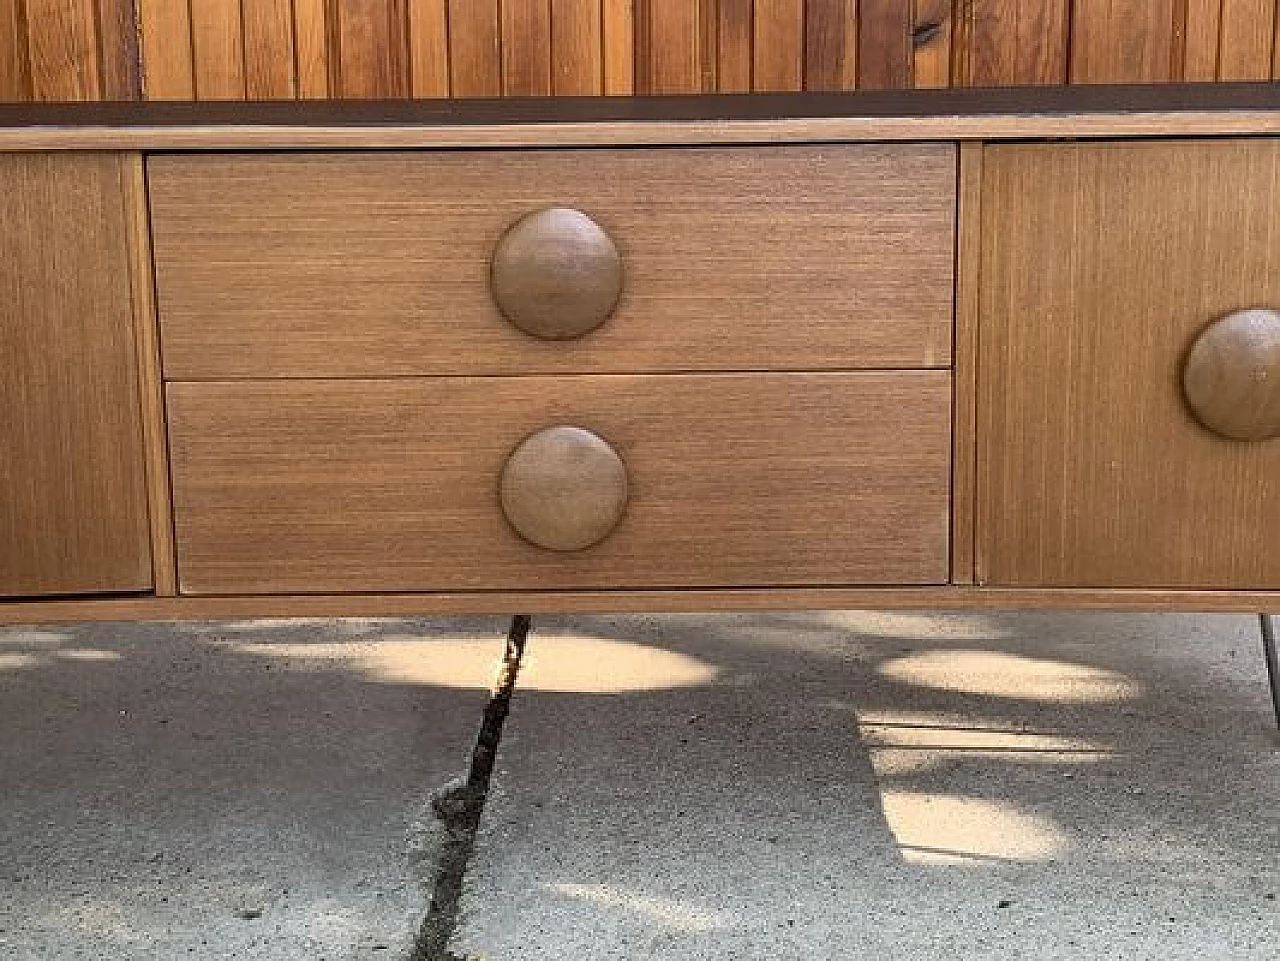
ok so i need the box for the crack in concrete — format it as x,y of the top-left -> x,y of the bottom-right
410,615 -> 531,961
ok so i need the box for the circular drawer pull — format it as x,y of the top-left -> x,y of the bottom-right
1183,308 -> 1280,442
490,208 -> 623,340
499,426 -> 628,551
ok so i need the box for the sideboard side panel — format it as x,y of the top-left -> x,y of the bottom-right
0,152 -> 153,596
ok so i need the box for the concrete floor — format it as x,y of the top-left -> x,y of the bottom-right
0,616 -> 505,959
1,612 -> 1277,959
452,612 -> 1280,959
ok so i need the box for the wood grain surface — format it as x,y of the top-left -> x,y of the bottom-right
978,139 -> 1280,590
149,144 -> 956,378
7,1 -> 1280,101
6,585 -> 1280,626
951,140 -> 982,585
2,89 -> 1279,150
0,153 -> 152,596
121,154 -> 178,596
166,373 -> 952,594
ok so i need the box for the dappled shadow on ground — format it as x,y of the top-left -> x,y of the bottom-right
0,616 -> 505,960
458,611 -> 1280,960
2,611 -> 1277,959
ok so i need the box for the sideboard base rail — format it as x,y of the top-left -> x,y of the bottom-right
3,588 -> 1280,626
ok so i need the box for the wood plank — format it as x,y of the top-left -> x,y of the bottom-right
140,0 -> 195,99
25,0 -> 102,99
698,0 -> 717,90
97,0 -> 142,98
5,89 -> 1280,150
1070,0 -> 1178,83
754,0 -> 805,91
602,0 -> 634,93
292,0 -> 329,97
503,0 -> 552,96
6,585 -> 1280,626
643,0 -> 702,92
0,0 -> 32,100
858,0 -> 913,89
242,0 -> 296,97
333,0 -> 408,97
449,0 -> 501,95
717,0 -> 751,91
408,0 -> 449,96
952,141 -> 981,586
122,155 -> 177,596
0,153 -> 152,596
978,140 -> 1280,589
1180,0 -> 1222,81
805,0 -> 857,91
149,145 -> 956,378
167,373 -> 952,594
912,0 -> 952,88
553,0 -> 603,94
1276,2 -> 1280,79
1218,0 -> 1276,80
957,0 -> 1070,85
191,0 -> 246,99
7,110 -> 1280,151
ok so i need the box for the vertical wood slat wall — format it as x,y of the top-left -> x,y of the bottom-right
1,1 -> 1279,101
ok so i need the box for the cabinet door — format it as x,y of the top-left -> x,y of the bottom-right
978,140 -> 1280,589
0,154 -> 152,596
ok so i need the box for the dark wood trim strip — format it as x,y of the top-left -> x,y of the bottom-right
0,82 -> 1277,129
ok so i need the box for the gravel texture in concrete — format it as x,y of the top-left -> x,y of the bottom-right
0,616 -> 505,960
453,612 -> 1280,960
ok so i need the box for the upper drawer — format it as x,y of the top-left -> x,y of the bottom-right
148,145 -> 956,378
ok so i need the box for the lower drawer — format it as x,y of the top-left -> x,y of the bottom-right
167,373 -> 951,594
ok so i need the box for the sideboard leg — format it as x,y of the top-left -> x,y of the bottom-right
1261,614 -> 1280,729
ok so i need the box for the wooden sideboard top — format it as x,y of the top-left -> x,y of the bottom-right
1,84 -> 1279,150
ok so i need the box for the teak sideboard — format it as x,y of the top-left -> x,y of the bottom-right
3,85 -> 1280,626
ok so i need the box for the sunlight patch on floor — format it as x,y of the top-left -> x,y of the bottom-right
818,611 -> 1012,642
220,633 -> 718,693
879,792 -> 1070,864
219,637 -> 502,689
0,630 -> 71,647
517,635 -> 720,693
53,649 -> 122,662
862,722 -> 1113,757
545,882 -> 735,931
877,649 -> 1140,702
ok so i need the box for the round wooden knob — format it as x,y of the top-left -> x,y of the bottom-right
490,208 -> 623,340
1183,309 -> 1280,442
499,426 -> 628,551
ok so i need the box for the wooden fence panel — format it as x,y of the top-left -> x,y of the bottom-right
0,0 -> 31,100
1070,0 -> 1177,83
502,0 -> 552,96
955,0 -> 1069,86
858,0 -> 914,89
805,0 -> 857,91
1220,0 -> 1277,80
603,0 -> 634,93
0,2 -> 1276,103
754,0 -> 805,91
190,0 -> 246,99
553,0 -> 604,94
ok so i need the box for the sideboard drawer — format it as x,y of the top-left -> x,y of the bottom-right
167,373 -> 952,594
149,145 -> 956,378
